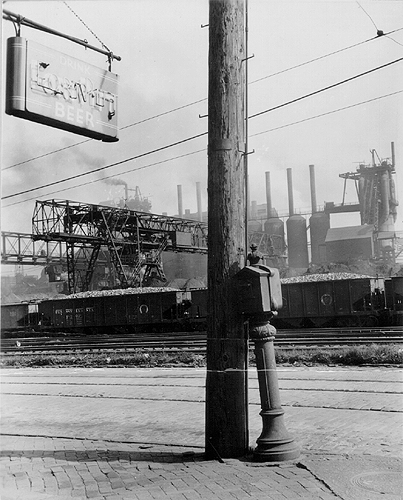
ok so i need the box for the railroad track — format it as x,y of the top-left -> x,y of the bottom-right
1,327 -> 402,355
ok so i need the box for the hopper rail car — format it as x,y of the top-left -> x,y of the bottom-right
1,275 -> 402,337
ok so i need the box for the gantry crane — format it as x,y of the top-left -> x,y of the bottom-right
32,199 -> 207,293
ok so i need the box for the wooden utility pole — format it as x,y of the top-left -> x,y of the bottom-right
205,0 -> 247,459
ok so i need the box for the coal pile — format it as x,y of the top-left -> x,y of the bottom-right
281,272 -> 375,284
60,287 -> 181,300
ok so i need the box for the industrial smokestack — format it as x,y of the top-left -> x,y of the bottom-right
247,175 -> 251,215
287,167 -> 309,269
391,142 -> 395,168
287,168 -> 294,216
196,182 -> 202,221
309,164 -> 317,214
177,185 -> 183,218
251,200 -> 257,219
309,163 -> 330,264
103,178 -> 128,205
265,171 -> 272,218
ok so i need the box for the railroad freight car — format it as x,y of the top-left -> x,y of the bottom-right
384,276 -> 403,326
1,302 -> 39,335
271,274 -> 386,328
4,273 -> 401,336
182,287 -> 208,330
38,287 -> 194,334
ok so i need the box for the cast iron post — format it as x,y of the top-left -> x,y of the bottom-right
249,315 -> 300,462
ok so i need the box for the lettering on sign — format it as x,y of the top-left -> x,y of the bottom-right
6,37 -> 119,142
30,59 -> 117,124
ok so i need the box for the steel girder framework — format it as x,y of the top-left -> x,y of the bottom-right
248,231 -> 285,256
32,199 -> 208,293
1,231 -> 65,265
339,156 -> 397,230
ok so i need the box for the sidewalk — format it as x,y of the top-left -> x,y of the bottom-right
1,435 -> 340,500
1,366 -> 402,500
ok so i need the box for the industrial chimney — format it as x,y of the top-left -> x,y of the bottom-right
196,182 -> 203,222
287,168 -> 294,216
177,185 -> 183,218
286,168 -> 309,269
309,165 -> 329,264
309,165 -> 317,214
263,171 -> 285,259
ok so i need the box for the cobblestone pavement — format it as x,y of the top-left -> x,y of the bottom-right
1,435 -> 339,500
1,366 -> 402,499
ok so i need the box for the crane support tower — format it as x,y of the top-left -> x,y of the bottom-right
32,199 -> 207,293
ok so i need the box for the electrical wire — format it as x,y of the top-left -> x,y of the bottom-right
1,98 -> 207,171
249,56 -> 403,119
385,36 -> 403,48
356,1 -> 379,32
2,132 -> 208,200
4,54 -> 402,202
250,89 -> 403,138
249,27 -> 402,86
3,89 -> 400,208
2,139 -> 92,171
2,149 -> 206,208
3,29 -> 401,171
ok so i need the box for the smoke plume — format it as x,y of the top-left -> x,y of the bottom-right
103,178 -> 127,187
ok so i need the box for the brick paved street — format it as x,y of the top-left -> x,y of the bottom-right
1,366 -> 402,499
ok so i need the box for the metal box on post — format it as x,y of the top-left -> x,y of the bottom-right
235,265 -> 282,315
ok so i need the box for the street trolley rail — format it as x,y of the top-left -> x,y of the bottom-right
1,327 -> 402,355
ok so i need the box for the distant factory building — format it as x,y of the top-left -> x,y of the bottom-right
325,225 -> 375,263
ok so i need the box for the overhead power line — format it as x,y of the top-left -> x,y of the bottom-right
2,139 -> 92,171
3,89 -> 400,208
356,1 -> 380,32
249,27 -> 402,85
3,55 -> 402,201
250,89 -> 403,137
385,36 -> 403,48
3,28 -> 401,171
3,150 -> 205,208
2,98 -> 207,171
2,132 -> 208,200
249,56 -> 403,119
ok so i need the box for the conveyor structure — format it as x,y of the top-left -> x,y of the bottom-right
1,231 -> 65,265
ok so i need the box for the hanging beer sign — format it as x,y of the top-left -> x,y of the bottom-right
6,37 -> 119,142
